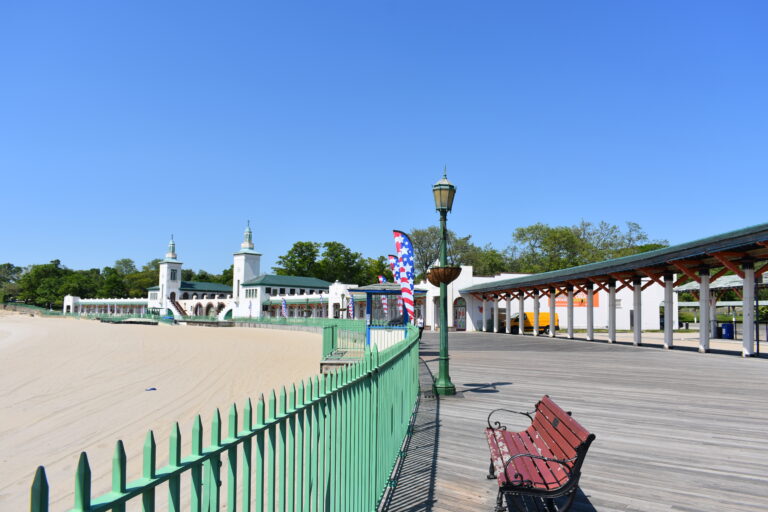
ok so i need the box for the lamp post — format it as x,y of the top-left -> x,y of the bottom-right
432,169 -> 457,396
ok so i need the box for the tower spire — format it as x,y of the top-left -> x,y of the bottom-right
166,235 -> 177,259
241,221 -> 254,250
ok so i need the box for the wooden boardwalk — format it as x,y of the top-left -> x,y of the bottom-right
382,332 -> 768,512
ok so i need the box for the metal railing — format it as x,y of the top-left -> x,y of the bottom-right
30,319 -> 420,512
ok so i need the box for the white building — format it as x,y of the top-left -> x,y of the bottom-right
422,265 -> 673,333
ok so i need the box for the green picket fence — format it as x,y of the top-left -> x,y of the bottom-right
30,321 -> 420,512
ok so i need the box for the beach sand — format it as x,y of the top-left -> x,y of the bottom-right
0,312 -> 321,510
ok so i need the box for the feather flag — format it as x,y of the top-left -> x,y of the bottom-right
393,230 -> 416,323
347,294 -> 355,319
387,254 -> 403,317
281,298 -> 288,318
377,275 -> 389,316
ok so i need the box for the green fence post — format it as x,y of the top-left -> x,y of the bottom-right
30,466 -> 48,512
208,409 -> 222,512
110,440 -> 127,512
277,386 -> 287,512
242,398 -> 253,512
266,391 -> 276,512
227,403 -> 238,512
287,384 -> 296,512
191,416 -> 204,512
73,452 -> 91,512
295,381 -> 305,512
142,430 -> 156,512
254,395 -> 266,512
169,424 -> 181,512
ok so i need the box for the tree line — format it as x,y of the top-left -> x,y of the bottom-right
2,220 -> 668,308
0,259 -> 232,308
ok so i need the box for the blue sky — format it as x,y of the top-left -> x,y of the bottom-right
1,1 -> 766,274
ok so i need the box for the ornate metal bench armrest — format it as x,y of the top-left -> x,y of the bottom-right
487,408 -> 535,430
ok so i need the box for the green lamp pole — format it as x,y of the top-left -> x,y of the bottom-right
432,170 -> 457,396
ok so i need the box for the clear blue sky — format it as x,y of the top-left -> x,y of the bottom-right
1,1 -> 766,274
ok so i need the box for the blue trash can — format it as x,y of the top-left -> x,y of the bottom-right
722,323 -> 734,340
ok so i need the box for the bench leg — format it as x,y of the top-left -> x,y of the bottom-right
487,458 -> 496,479
495,490 -> 505,512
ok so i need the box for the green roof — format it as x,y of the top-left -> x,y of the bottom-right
265,297 -> 327,305
460,221 -> 768,294
147,281 -> 232,293
242,274 -> 332,289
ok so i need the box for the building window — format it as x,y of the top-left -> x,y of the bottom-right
280,288 -> 285,295
308,289 -> 314,295
170,269 -> 177,281
299,289 -> 305,295
289,289 -> 296,295
265,287 -> 271,294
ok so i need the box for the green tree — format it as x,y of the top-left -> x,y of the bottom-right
315,242 -> 365,284
142,259 -> 162,272
218,264 -> 234,285
181,269 -> 196,281
17,260 -> 69,306
409,226 -> 477,277
357,256 -> 393,285
463,244 -> 510,276
124,270 -> 157,297
113,258 -> 137,275
98,267 -> 127,298
273,241 -> 320,276
0,263 -> 24,302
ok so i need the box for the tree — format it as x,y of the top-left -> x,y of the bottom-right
113,258 -> 137,275
273,242 -> 320,276
218,264 -> 234,285
357,256 -> 393,285
409,227 -> 476,277
98,267 -> 127,298
0,263 -> 23,302
463,244 -> 510,276
315,242 -> 365,284
142,259 -> 162,272
17,260 -> 69,306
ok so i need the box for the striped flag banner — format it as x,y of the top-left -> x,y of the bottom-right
281,298 -> 288,318
388,254 -> 403,317
377,275 -> 389,317
393,230 -> 416,323
348,294 -> 355,319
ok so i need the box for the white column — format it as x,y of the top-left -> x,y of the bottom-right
586,284 -> 594,341
505,297 -> 511,334
549,288 -> 556,337
742,263 -> 755,357
699,270 -> 710,353
518,291 -> 525,335
608,279 -> 616,343
567,286 -> 574,339
633,278 -> 642,346
493,297 -> 499,333
664,274 -> 674,349
533,290 -> 540,336
482,297 -> 488,332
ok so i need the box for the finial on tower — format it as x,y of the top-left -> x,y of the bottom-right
443,165 -> 447,179
241,221 -> 254,250
166,235 -> 177,259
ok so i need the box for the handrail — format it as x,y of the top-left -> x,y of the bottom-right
30,318 -> 420,512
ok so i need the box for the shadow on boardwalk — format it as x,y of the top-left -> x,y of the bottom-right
381,339 -> 596,512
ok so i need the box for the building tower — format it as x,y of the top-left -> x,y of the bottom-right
158,235 -> 183,312
233,222 -> 261,302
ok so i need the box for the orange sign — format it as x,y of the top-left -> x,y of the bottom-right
555,291 -> 599,308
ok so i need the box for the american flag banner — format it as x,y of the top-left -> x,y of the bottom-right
377,275 -> 388,317
393,230 -> 416,323
281,298 -> 288,318
388,255 -> 403,316
347,294 -> 355,319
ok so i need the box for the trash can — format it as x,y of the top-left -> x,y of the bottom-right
722,323 -> 734,340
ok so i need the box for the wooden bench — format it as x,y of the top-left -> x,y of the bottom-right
484,395 -> 595,512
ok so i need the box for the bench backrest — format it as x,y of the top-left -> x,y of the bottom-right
531,395 -> 595,474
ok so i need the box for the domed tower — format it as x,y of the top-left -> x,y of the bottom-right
233,222 -> 261,301
158,235 -> 183,312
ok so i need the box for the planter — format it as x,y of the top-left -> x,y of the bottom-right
427,266 -> 462,286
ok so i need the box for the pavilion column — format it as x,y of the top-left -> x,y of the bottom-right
586,283 -> 594,341
742,263 -> 755,357
633,277 -> 642,346
505,297 -> 511,334
566,284 -> 573,340
549,287 -> 556,338
518,291 -> 525,335
664,273 -> 674,349
493,297 -> 499,333
482,297 -> 488,332
698,270 -> 711,353
533,290 -> 540,336
608,279 -> 616,343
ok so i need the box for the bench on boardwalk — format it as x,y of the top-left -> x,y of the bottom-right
484,395 -> 596,512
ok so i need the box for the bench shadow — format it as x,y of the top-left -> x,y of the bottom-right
462,382 -> 513,394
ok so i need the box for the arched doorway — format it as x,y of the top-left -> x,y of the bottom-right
181,292 -> 189,300
217,303 -> 225,314
453,297 -> 467,331
205,303 -> 215,317
194,303 -> 203,316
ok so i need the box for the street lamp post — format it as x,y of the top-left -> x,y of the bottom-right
432,170 -> 457,396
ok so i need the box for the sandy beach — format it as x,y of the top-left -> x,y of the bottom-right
0,312 -> 321,510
